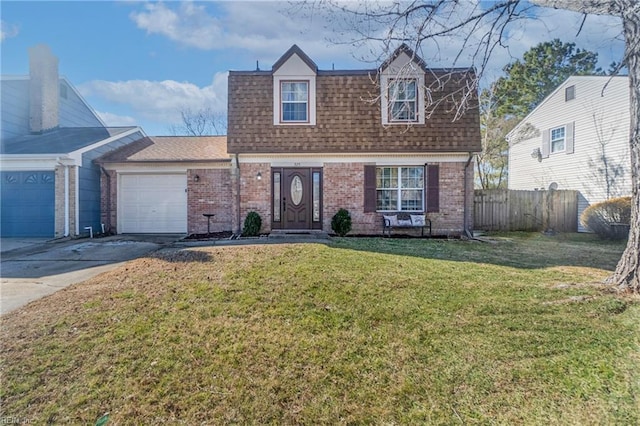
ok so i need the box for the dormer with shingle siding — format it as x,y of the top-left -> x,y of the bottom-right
272,45 -> 318,126
227,44 -> 480,154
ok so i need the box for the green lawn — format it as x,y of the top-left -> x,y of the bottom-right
1,233 -> 638,424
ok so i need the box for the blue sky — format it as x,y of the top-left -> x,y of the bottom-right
1,1 -> 626,136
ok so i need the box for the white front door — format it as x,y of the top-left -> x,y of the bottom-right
119,174 -> 187,233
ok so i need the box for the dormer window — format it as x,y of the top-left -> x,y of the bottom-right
389,79 -> 417,122
380,45 -> 426,126
281,81 -> 309,122
272,45 -> 317,126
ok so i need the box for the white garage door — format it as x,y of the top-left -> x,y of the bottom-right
119,174 -> 187,233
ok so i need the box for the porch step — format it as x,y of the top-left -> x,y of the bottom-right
268,230 -> 330,240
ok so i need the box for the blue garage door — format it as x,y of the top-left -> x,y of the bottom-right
1,171 -> 55,237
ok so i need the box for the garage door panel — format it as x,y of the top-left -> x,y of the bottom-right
119,174 -> 187,233
1,171 -> 55,237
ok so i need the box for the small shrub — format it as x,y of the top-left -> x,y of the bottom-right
331,208 -> 352,237
580,196 -> 631,240
242,211 -> 262,237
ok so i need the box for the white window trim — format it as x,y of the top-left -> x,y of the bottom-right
279,80 -> 309,123
376,166 -> 425,212
550,125 -> 566,153
388,79 -> 418,123
381,73 -> 425,125
273,76 -> 316,126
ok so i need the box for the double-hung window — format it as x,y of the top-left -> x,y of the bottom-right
376,166 -> 424,211
281,81 -> 309,122
389,79 -> 417,122
551,126 -> 565,153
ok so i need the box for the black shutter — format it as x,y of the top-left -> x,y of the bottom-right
364,165 -> 377,213
426,164 -> 439,213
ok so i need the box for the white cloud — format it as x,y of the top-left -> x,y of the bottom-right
130,2 -> 223,50
128,1 -> 367,67
0,20 -> 19,41
78,72 -> 228,124
96,111 -> 138,127
127,1 -> 624,76
109,1 -> 625,132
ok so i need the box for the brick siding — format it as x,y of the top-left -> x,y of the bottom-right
230,161 -> 472,236
232,163 -> 272,234
322,162 -> 471,236
187,169 -> 233,234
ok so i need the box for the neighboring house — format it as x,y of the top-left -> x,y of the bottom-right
0,45 -> 146,238
226,44 -> 480,236
96,136 -> 230,234
507,76 -> 631,231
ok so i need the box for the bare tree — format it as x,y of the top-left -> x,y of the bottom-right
300,0 -> 640,292
169,107 -> 227,136
533,0 -> 639,293
476,87 -> 516,189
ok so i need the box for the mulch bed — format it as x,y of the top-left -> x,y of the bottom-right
184,231 -> 234,240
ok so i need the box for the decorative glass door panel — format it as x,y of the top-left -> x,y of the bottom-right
272,168 -> 322,230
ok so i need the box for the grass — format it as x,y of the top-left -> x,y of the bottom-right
1,233 -> 638,424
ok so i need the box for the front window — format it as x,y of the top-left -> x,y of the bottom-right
281,81 -> 308,122
551,126 -> 565,153
389,79 -> 417,122
376,166 -> 424,211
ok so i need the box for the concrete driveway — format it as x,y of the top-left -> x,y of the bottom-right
0,235 -> 183,315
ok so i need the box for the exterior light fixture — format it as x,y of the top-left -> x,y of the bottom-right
256,172 -> 262,180
194,174 -> 200,182
531,148 -> 542,162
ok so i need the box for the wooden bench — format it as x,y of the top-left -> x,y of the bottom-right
382,213 -> 432,237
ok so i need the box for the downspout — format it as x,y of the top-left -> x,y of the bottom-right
235,154 -> 242,236
100,166 -> 111,234
75,166 -> 80,236
463,153 -> 474,239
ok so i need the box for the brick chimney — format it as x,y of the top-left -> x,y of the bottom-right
29,44 -> 59,133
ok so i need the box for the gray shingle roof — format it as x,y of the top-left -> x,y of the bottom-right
0,127 -> 136,154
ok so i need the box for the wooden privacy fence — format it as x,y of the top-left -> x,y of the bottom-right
474,189 -> 579,232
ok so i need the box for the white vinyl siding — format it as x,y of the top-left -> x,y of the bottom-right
508,76 -> 631,230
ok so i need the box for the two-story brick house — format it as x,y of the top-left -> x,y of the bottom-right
227,44 -> 480,236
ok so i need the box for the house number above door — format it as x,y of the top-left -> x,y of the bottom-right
291,176 -> 303,205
